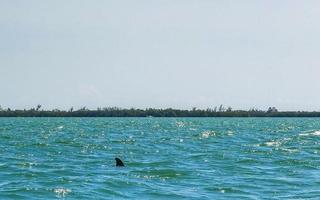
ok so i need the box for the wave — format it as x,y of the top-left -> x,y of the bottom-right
299,130 -> 320,136
201,131 -> 216,138
54,188 -> 71,198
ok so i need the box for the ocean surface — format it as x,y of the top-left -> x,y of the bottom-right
1,118 -> 320,199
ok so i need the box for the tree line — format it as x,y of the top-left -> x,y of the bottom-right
0,105 -> 320,117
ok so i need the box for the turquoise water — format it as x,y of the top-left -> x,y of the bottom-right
1,118 -> 320,199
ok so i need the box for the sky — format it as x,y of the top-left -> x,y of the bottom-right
0,0 -> 320,111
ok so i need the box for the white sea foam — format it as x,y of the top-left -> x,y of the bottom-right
299,130 -> 320,136
281,148 -> 298,153
54,188 -> 71,197
227,131 -> 234,136
265,141 -> 281,147
201,131 -> 215,138
313,131 -> 320,135
176,121 -> 185,127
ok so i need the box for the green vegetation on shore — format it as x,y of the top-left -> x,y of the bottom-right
0,105 -> 320,117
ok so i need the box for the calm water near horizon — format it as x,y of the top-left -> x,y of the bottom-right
1,117 -> 320,199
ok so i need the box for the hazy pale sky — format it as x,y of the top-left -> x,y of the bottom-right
1,0 -> 320,111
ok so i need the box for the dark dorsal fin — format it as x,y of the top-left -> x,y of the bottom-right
115,158 -> 125,167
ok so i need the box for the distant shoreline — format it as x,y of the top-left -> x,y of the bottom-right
1,107 -> 320,117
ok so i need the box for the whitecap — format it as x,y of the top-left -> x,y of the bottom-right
201,131 -> 215,138
281,148 -> 298,153
176,121 -> 185,127
54,188 -> 71,197
265,141 -> 281,147
227,131 -> 233,136
313,131 -> 320,136
299,130 -> 320,136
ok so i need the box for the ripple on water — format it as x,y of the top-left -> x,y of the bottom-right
137,169 -> 186,179
1,118 -> 320,199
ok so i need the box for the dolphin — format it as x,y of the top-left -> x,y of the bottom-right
115,157 -> 125,167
